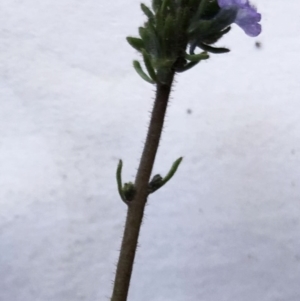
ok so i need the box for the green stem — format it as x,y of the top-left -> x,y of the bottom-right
110,71 -> 175,301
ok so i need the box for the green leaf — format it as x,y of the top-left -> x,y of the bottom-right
198,42 -> 230,54
126,37 -> 144,52
162,14 -> 176,57
139,27 -> 147,40
155,11 -> 164,38
148,157 -> 183,193
133,61 -> 156,84
145,22 -> 160,58
141,3 -> 154,20
116,160 -> 125,202
142,50 -> 157,82
163,14 -> 174,39
185,52 -> 209,62
160,157 -> 183,187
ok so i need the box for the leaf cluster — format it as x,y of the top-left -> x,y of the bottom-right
127,0 -> 231,84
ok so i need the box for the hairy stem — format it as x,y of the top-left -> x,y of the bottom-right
111,71 -> 175,301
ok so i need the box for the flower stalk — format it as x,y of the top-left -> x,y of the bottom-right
111,71 -> 175,301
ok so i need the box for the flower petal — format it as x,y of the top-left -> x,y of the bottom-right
217,0 -> 261,37
235,6 -> 261,36
218,0 -> 248,8
237,22 -> 261,36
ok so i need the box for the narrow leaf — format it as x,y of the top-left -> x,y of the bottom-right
145,22 -> 160,58
142,50 -> 157,82
160,157 -> 183,187
116,160 -> 125,202
133,60 -> 156,84
126,37 -> 144,52
139,27 -> 147,39
141,3 -> 154,20
198,42 -> 230,54
185,52 -> 209,62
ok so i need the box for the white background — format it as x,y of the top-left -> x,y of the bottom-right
0,1 -> 299,300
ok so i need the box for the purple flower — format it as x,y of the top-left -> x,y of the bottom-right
217,0 -> 261,37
